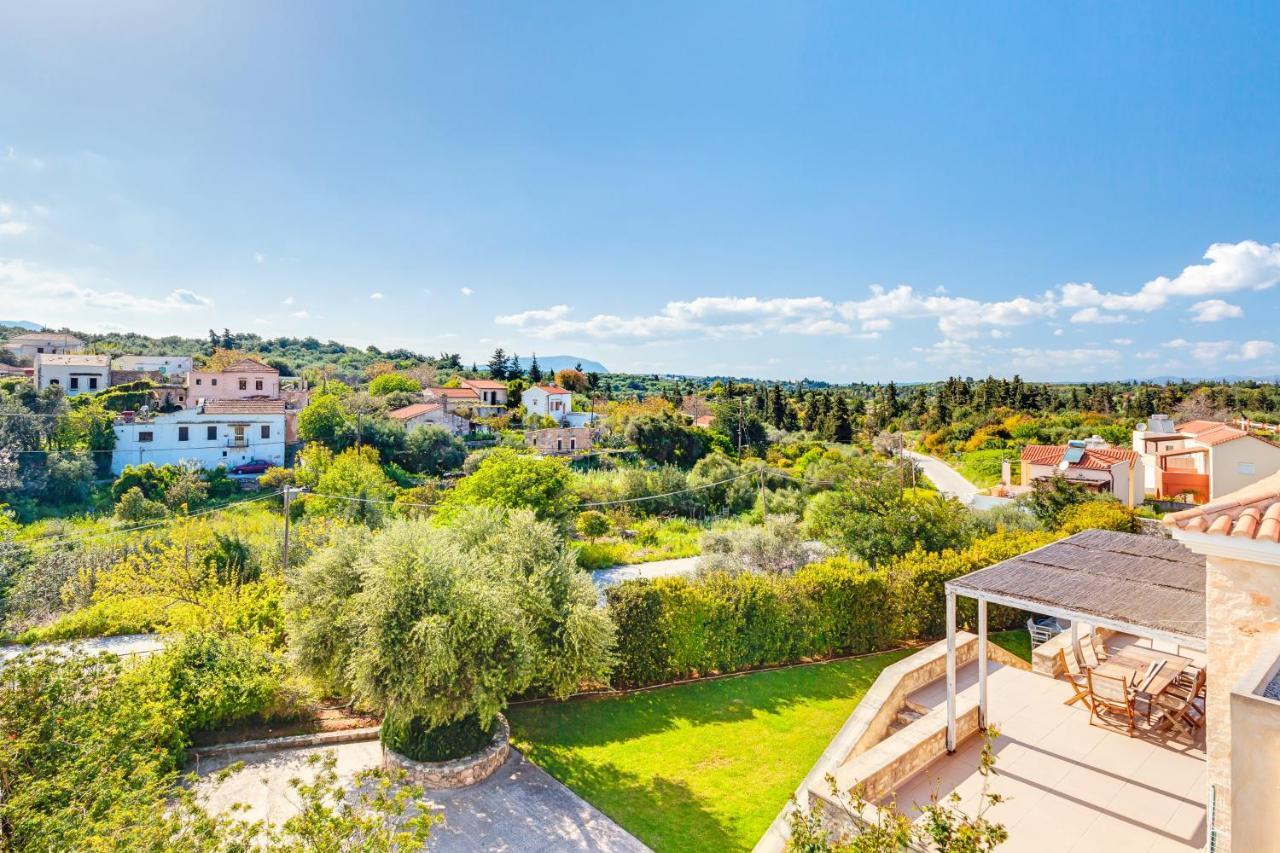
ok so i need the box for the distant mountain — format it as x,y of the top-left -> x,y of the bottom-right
0,321 -> 44,331
511,355 -> 609,374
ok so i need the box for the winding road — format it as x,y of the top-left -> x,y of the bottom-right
902,450 -> 982,504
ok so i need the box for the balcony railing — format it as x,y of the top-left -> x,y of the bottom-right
226,438 -> 248,449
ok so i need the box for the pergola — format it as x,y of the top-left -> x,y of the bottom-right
942,529 -> 1206,751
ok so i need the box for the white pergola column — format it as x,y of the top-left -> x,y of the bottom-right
945,588 -> 957,753
978,597 -> 988,731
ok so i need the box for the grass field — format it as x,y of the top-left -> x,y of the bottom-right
508,647 -> 912,851
509,630 -> 1032,851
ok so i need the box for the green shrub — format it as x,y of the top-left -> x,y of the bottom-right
381,708 -> 494,762
139,632 -> 287,733
604,529 -> 1060,688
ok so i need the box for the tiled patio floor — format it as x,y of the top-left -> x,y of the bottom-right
887,665 -> 1206,852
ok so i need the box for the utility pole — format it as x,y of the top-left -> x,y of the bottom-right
737,398 -> 745,463
758,468 -> 767,518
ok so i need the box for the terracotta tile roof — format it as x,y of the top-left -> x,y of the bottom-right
427,387 -> 481,400
1175,419 -> 1225,434
1187,424 -> 1248,446
461,379 -> 507,390
693,414 -> 714,428
202,399 -> 286,415
533,385 -> 570,394
1163,471 -> 1280,542
216,358 -> 278,374
388,402 -> 443,419
1020,443 -> 1139,471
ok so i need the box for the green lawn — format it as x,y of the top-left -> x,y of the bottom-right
508,647 -> 915,852
989,628 -> 1032,662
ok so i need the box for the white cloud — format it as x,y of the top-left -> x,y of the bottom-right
1069,307 -> 1128,324
1188,299 -> 1243,323
281,296 -> 295,306
1053,327 -> 1064,336
0,259 -> 212,314
460,287 -> 474,296
254,251 -> 265,264
495,305 -> 571,325
1060,240 -> 1280,313
369,292 -> 384,300
289,310 -> 311,319
0,221 -> 29,236
1006,347 -> 1121,371
1163,338 -> 1276,362
1110,338 -> 1134,346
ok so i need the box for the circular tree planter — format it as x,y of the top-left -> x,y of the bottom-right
381,714 -> 510,789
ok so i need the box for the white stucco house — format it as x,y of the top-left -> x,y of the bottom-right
521,384 -> 597,426
110,399 -> 286,475
35,354 -> 111,397
111,355 -> 194,377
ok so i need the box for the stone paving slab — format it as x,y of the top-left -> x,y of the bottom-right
194,739 -> 650,852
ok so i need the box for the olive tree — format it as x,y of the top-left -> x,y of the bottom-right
287,508 -> 614,759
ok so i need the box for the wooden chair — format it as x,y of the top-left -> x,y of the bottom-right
1056,648 -> 1092,708
1087,670 -> 1137,737
1079,637 -> 1101,669
1090,632 -> 1109,661
1157,669 -> 1207,734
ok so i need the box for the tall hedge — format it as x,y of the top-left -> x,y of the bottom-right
604,529 -> 1060,688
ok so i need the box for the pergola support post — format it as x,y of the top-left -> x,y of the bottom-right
978,597 -> 988,731
945,589 -> 957,753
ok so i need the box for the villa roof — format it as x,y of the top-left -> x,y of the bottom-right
1020,443 -> 1139,471
201,400 -> 286,415
533,384 -> 570,394
212,358 -> 278,374
947,529 -> 1205,641
461,379 -> 507,390
427,386 -> 481,400
1163,470 -> 1280,542
5,332 -> 83,345
388,402 -> 443,420
36,354 -> 109,367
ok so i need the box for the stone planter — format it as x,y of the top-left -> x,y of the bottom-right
380,714 -> 510,789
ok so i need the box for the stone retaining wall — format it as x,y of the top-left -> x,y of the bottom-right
381,714 -> 510,789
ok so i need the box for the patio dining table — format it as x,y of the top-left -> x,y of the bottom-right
1094,645 -> 1195,700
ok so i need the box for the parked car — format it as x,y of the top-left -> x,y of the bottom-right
230,459 -> 275,475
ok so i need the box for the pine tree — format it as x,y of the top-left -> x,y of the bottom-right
487,348 -> 509,380
509,353 -> 523,379
827,395 -> 853,443
528,353 -> 543,384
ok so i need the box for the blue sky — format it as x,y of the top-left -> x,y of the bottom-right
2,2 -> 1278,381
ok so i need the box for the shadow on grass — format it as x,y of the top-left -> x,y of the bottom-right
510,648 -> 914,751
522,744 -> 740,852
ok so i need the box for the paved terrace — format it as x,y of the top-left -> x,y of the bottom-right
195,741 -> 648,852
890,663 -> 1206,852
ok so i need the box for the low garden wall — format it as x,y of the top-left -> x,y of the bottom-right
381,714 -> 510,789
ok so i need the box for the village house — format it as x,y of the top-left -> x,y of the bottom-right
2,332 -> 84,361
111,355 -> 194,377
526,426 -> 594,456
34,353 -> 111,397
522,384 -> 597,427
1133,414 -> 1280,504
185,358 -> 281,404
1019,436 -> 1145,506
459,379 -> 508,415
387,402 -> 471,436
110,399 -> 286,475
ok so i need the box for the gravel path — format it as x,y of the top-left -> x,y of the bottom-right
902,450 -> 981,503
